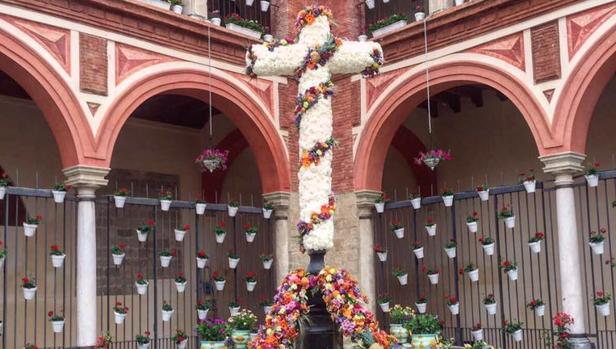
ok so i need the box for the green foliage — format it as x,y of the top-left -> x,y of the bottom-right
405,314 -> 441,335
368,14 -> 408,34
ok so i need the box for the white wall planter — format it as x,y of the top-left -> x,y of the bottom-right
0,187 -> 5,200
596,302 -> 610,316
415,12 -> 426,21
177,339 -> 187,349
586,174 -> 599,187
227,205 -> 239,217
215,280 -> 226,291
467,269 -> 479,282
511,329 -> 523,342
246,232 -> 256,243
413,247 -> 424,259
52,190 -> 66,204
114,196 -> 127,208
455,0 -> 465,5
504,216 -> 516,229
160,255 -> 172,268
415,302 -> 427,314
211,17 -> 222,26
377,251 -> 387,262
371,20 -> 407,39
161,309 -> 174,322
0,256 -> 4,268
425,224 -> 437,236
262,259 -> 273,269
23,287 -> 36,300
428,273 -> 439,285
590,241 -> 605,255
198,308 -> 209,320
137,229 -> 148,242
467,221 -> 478,233
379,302 -> 390,312
444,247 -> 456,259
374,202 -> 385,213
51,254 -> 65,268
263,305 -> 272,315
247,281 -> 257,292
175,281 -> 187,293
478,190 -> 489,201
442,195 -> 454,207
23,223 -> 38,237
507,268 -> 519,281
160,199 -> 172,211
482,243 -> 495,256
523,180 -> 536,193
365,0 -> 375,9
534,304 -> 545,317
225,23 -> 262,40
260,0 -> 270,12
197,257 -> 208,269
196,203 -> 207,215
229,257 -> 240,269
51,320 -> 65,333
397,273 -> 408,286
114,311 -> 126,325
263,208 -> 273,219
229,306 -> 240,316
471,329 -> 483,341
136,282 -> 148,295
393,228 -> 404,239
448,303 -> 460,315
410,197 -> 421,210
485,302 -> 497,315
174,229 -> 186,242
112,253 -> 125,266
358,34 -> 368,42
171,4 -> 183,14
143,0 -> 170,10
529,241 -> 541,254
215,233 -> 226,244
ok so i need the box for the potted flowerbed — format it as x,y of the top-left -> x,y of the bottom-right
197,249 -> 208,269
196,199 -> 207,215
500,260 -> 519,281
0,172 -> 11,200
408,313 -> 441,349
415,295 -> 428,314
213,271 -> 226,291
135,272 -> 149,295
503,320 -> 523,342
49,244 -> 65,268
374,244 -> 387,262
197,300 -> 211,320
48,310 -> 64,333
22,276 -> 37,300
589,229 -> 606,255
368,14 -> 408,39
499,206 -> 515,229
389,305 -> 413,343
224,13 -> 264,40
228,309 -> 257,349
175,272 -> 187,293
414,4 -> 426,21
471,323 -> 483,341
114,187 -> 129,208
442,189 -> 454,207
446,296 -> 460,315
136,220 -> 155,242
528,231 -> 545,254
585,162 -> 600,187
228,251 -> 240,269
374,192 -> 388,213
393,268 -> 408,286
111,242 -> 127,266
161,301 -> 174,322
159,190 -> 173,211
168,0 -> 183,14
174,223 -> 190,242
423,266 -> 439,285
0,240 -> 5,268
51,183 -> 67,203
159,249 -> 175,268
412,240 -> 424,259
260,254 -> 273,269
476,184 -> 489,201
444,239 -> 456,259
425,217 -> 437,236
260,299 -> 273,315
483,294 -> 497,315
113,301 -> 129,325
391,220 -> 405,239
215,221 -> 226,244
409,193 -> 421,210
229,300 -> 240,316
263,201 -> 273,219
527,298 -> 545,317
172,329 -> 188,349
377,294 -> 391,312
520,170 -> 536,193
594,290 -> 612,316
244,223 -> 258,243
479,235 -> 496,256
23,215 -> 42,237
228,200 -> 240,217
245,271 -> 257,292
466,211 -> 479,233
197,318 -> 229,349
136,330 -> 151,349
464,263 -> 479,282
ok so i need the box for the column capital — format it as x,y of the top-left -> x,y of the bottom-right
539,152 -> 586,186
355,190 -> 381,219
63,165 -> 110,198
263,191 -> 291,220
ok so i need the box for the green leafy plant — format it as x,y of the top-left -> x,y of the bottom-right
215,221 -> 226,235
224,13 -> 265,34
445,239 -> 456,249
0,172 -> 12,187
503,320 -> 523,334
159,190 -> 173,200
197,299 -> 212,311
466,211 -> 479,223
25,215 -> 42,225
390,220 -> 403,230
589,229 -> 606,243
464,263 -> 478,273
368,14 -> 408,34
593,290 -> 611,306
478,235 -> 494,245
114,188 -> 129,196
442,189 -> 454,196
377,294 -> 391,304
162,301 -> 173,311
49,244 -> 64,256
374,192 -> 389,203
529,232 -> 545,243
483,294 -> 496,305
260,254 -> 273,262
586,162 -> 600,176
48,310 -> 64,321
499,206 -> 514,219
406,314 -> 441,335
159,249 -> 176,257
137,220 -> 155,233
0,240 -> 6,259
527,298 -> 544,310
52,183 -> 67,191
228,200 -> 240,207
135,272 -> 148,285
171,329 -> 187,344
392,268 -> 407,278
499,260 -> 518,273
111,242 -> 126,255
263,200 -> 274,210
197,318 -> 229,341
135,330 -> 151,344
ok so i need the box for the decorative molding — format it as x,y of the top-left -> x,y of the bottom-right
263,191 -> 291,220
470,33 -> 525,71
566,2 -> 616,59
543,88 -> 555,102
87,102 -> 100,116
115,44 -> 175,84
63,165 -> 110,189
539,152 -> 586,184
355,190 -> 381,219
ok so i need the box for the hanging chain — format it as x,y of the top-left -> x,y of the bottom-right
207,24 -> 213,140
423,17 -> 433,146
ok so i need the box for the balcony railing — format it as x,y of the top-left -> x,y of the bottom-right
364,0 -> 429,35
208,0 -> 272,35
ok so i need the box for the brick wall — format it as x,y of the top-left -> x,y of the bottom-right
531,21 -> 561,83
79,33 -> 108,95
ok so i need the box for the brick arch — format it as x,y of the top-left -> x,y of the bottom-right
0,28 -> 91,168
354,60 -> 550,191
552,25 -> 616,155
97,67 -> 290,194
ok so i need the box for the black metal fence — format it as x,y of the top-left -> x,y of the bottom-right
208,0 -> 271,33
363,0 -> 428,33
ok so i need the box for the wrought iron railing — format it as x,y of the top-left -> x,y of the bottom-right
363,0 -> 428,34
208,0 -> 272,34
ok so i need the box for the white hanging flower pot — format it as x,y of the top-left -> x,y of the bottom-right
246,281 -> 257,292
197,308 -> 209,320
442,195 -> 454,207
0,256 -> 5,268
51,254 -> 66,268
23,223 -> 38,237
136,282 -> 148,295
523,180 -> 536,193
365,0 -> 375,9
393,228 -> 404,239
478,190 -> 489,201
448,303 -> 460,315
114,196 -> 127,208
229,306 -> 240,316
485,302 -> 497,315
379,302 -> 390,312
215,280 -> 226,291
262,259 -> 273,270
263,208 -> 273,219
0,187 -> 5,200
138,341 -> 150,349
51,320 -> 65,333
175,281 -> 187,293
112,253 -> 125,266
471,329 -> 483,341
507,268 -> 519,281
425,224 -> 437,236
137,229 -> 148,242
196,203 -> 207,215
511,329 -> 523,342
160,199 -> 172,211
171,4 -> 183,14
210,17 -> 221,26
374,202 -> 385,213
358,34 -> 368,42
415,12 -> 426,21
410,198 -> 421,210
52,190 -> 66,204
504,216 -> 516,229
228,257 -> 240,269
397,273 -> 408,286
415,302 -> 427,314
596,302 -> 610,316
467,221 -> 478,233
177,339 -> 188,349
260,0 -> 270,12
413,247 -> 424,259
428,273 -> 439,285
215,233 -> 226,244
160,255 -> 173,268
263,305 -> 272,315
161,309 -> 174,322
467,269 -> 479,282
228,205 -> 239,217
246,233 -> 256,243
482,243 -> 495,256
197,257 -> 208,269
444,247 -> 456,259
534,304 -> 546,317
589,241 -> 605,255
455,0 -> 465,5
114,311 -> 126,325
174,229 -> 186,242
23,287 -> 36,300
528,241 -> 541,254
585,174 -> 599,187
376,251 -> 387,262
263,34 -> 274,42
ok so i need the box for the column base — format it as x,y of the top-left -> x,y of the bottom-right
569,336 -> 595,349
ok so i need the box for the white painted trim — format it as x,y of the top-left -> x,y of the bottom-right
107,41 -> 116,95
70,30 -> 79,88
360,78 -> 367,125
80,93 -> 108,105
558,17 -> 570,77
523,29 -> 534,83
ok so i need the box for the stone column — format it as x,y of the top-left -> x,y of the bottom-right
185,0 -> 207,19
263,191 -> 291,285
355,190 -> 380,312
63,165 -> 109,347
540,152 -> 593,348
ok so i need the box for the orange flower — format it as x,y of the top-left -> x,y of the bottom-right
305,14 -> 315,24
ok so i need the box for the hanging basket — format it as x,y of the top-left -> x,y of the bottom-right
201,159 -> 222,173
415,149 -> 452,170
423,156 -> 440,170
196,149 -> 229,173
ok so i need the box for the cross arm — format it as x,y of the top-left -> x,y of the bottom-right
328,41 -> 383,75
246,42 -> 309,77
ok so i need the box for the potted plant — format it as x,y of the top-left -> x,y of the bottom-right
159,190 -> 173,211
409,193 -> 421,210
245,271 -> 257,292
213,271 -> 226,291
446,296 -> 459,315
135,272 -> 148,295
464,263 -> 479,282
499,206 -> 515,229
414,4 -> 426,21
408,313 -> 441,348
197,249 -> 208,269
196,199 -> 207,215
228,309 -> 258,349
415,295 -> 428,314
260,254 -> 274,269
393,268 -> 408,286
0,240 -> 6,268
263,201 -> 273,219
161,301 -> 174,322
594,290 -> 611,316
48,310 -> 64,333
260,0 -> 270,12
0,172 -> 11,200
471,323 -> 483,341
197,299 -> 211,320
444,239 -> 456,259
585,162 -> 600,187
423,266 -> 439,285
197,318 -> 229,348
168,0 -> 183,14
209,10 -> 222,26
244,224 -> 258,243
175,272 -> 187,293
377,294 -> 391,312
49,244 -> 65,268
374,192 -> 388,213
479,235 -> 496,256
229,300 -> 240,316
500,260 -> 519,281
228,251 -> 240,269
136,330 -> 151,349
389,305 -> 414,343
23,215 -> 42,237
391,220 -> 405,239
527,298 -> 545,317
228,200 -> 239,217
368,14 -> 408,38
483,294 -> 497,315
172,223 -> 189,242
22,276 -> 37,300
519,170 -> 536,193
112,301 -> 128,325
159,249 -> 175,268
111,242 -> 127,266
196,147 -> 229,172
172,329 -> 188,349
260,299 -> 273,314
552,312 -> 574,349
365,0 -> 375,10
94,333 -> 112,349
215,221 -> 226,244
528,231 -> 545,254
25,344 -> 39,349
442,189 -> 454,207
51,183 -> 67,203
374,244 -> 387,262
425,216 -> 437,236
224,13 -> 264,40
466,211 -> 479,233
503,320 -> 523,342
114,188 -> 129,208
136,220 -> 155,242
589,228 -> 606,255
455,0 -> 465,5
412,240 -> 424,259
476,184 -> 489,201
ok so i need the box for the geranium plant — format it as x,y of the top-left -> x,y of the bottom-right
479,235 -> 494,245
26,215 -> 42,225
527,298 -> 544,310
499,206 -> 514,218
135,330 -> 151,344
483,294 -> 496,305
378,294 -> 391,305
114,188 -> 129,197
593,290 -> 611,305
197,318 -> 229,341
111,242 -> 126,255
22,276 -> 36,289
48,310 -> 64,321
136,272 -> 148,286
586,162 -> 600,176
503,320 -> 523,334
445,239 -> 456,249
499,260 -> 518,272
213,271 -> 225,282
175,272 -> 186,284
113,301 -> 128,315
466,212 -> 479,223
550,312 -> 574,349
519,170 -> 535,183
49,244 -> 64,256
137,220 -> 155,234
589,229 -> 606,243
171,329 -> 187,345
529,231 -> 545,243
390,220 -> 403,231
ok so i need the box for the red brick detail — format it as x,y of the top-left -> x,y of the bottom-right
87,102 -> 100,116
80,33 -> 108,95
531,22 -> 561,83
543,89 -> 555,103
567,3 -> 616,59
332,77 -> 355,193
366,68 -> 407,110
229,72 -> 274,117
1,15 -> 70,73
351,80 -> 361,127
116,44 -> 175,84
470,33 -> 525,71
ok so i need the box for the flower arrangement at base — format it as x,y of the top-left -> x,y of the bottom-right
389,305 -> 414,343
593,290 -> 611,316
527,298 -> 546,317
415,149 -> 452,171
135,330 -> 151,349
195,148 -> 230,173
378,294 -> 391,312
215,221 -> 226,244
407,314 -> 442,348
48,310 -> 65,333
503,320 -> 523,342
113,302 -> 129,325
172,329 -> 188,349
528,232 -> 545,253
483,294 -> 497,315
244,223 -> 258,243
229,309 -> 258,349
250,268 -> 394,349
464,340 -> 493,349
197,318 -> 229,345
136,220 -> 155,242
23,215 -> 42,237
549,312 -> 574,349
174,272 -> 187,293
466,211 -> 479,233
135,272 -> 148,295
114,187 -> 129,208
22,276 -> 37,300
94,332 -> 112,349
499,260 -> 519,280
479,235 -> 496,256
49,244 -> 66,268
589,228 -> 606,255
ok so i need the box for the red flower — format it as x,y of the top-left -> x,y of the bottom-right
246,271 -> 256,279
426,217 -> 433,224
597,290 -> 605,298
22,277 -> 29,284
36,215 -> 43,221
458,268 -> 464,275
147,219 -> 155,226
198,249 -> 207,258
136,272 -> 144,280
115,301 -> 122,307
594,162 -> 600,168
118,242 -> 127,250
218,221 -> 225,228
243,223 -> 251,230
177,272 -> 184,278
145,330 -> 151,336
48,311 -> 54,317
171,249 -> 177,257
535,231 -> 545,239
212,271 -> 220,279
50,245 -> 60,251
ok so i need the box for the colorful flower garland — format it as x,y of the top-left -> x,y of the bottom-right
363,48 -> 385,78
295,5 -> 334,30
297,195 -> 336,253
294,80 -> 334,127
294,34 -> 343,80
301,137 -> 336,168
251,268 -> 394,349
